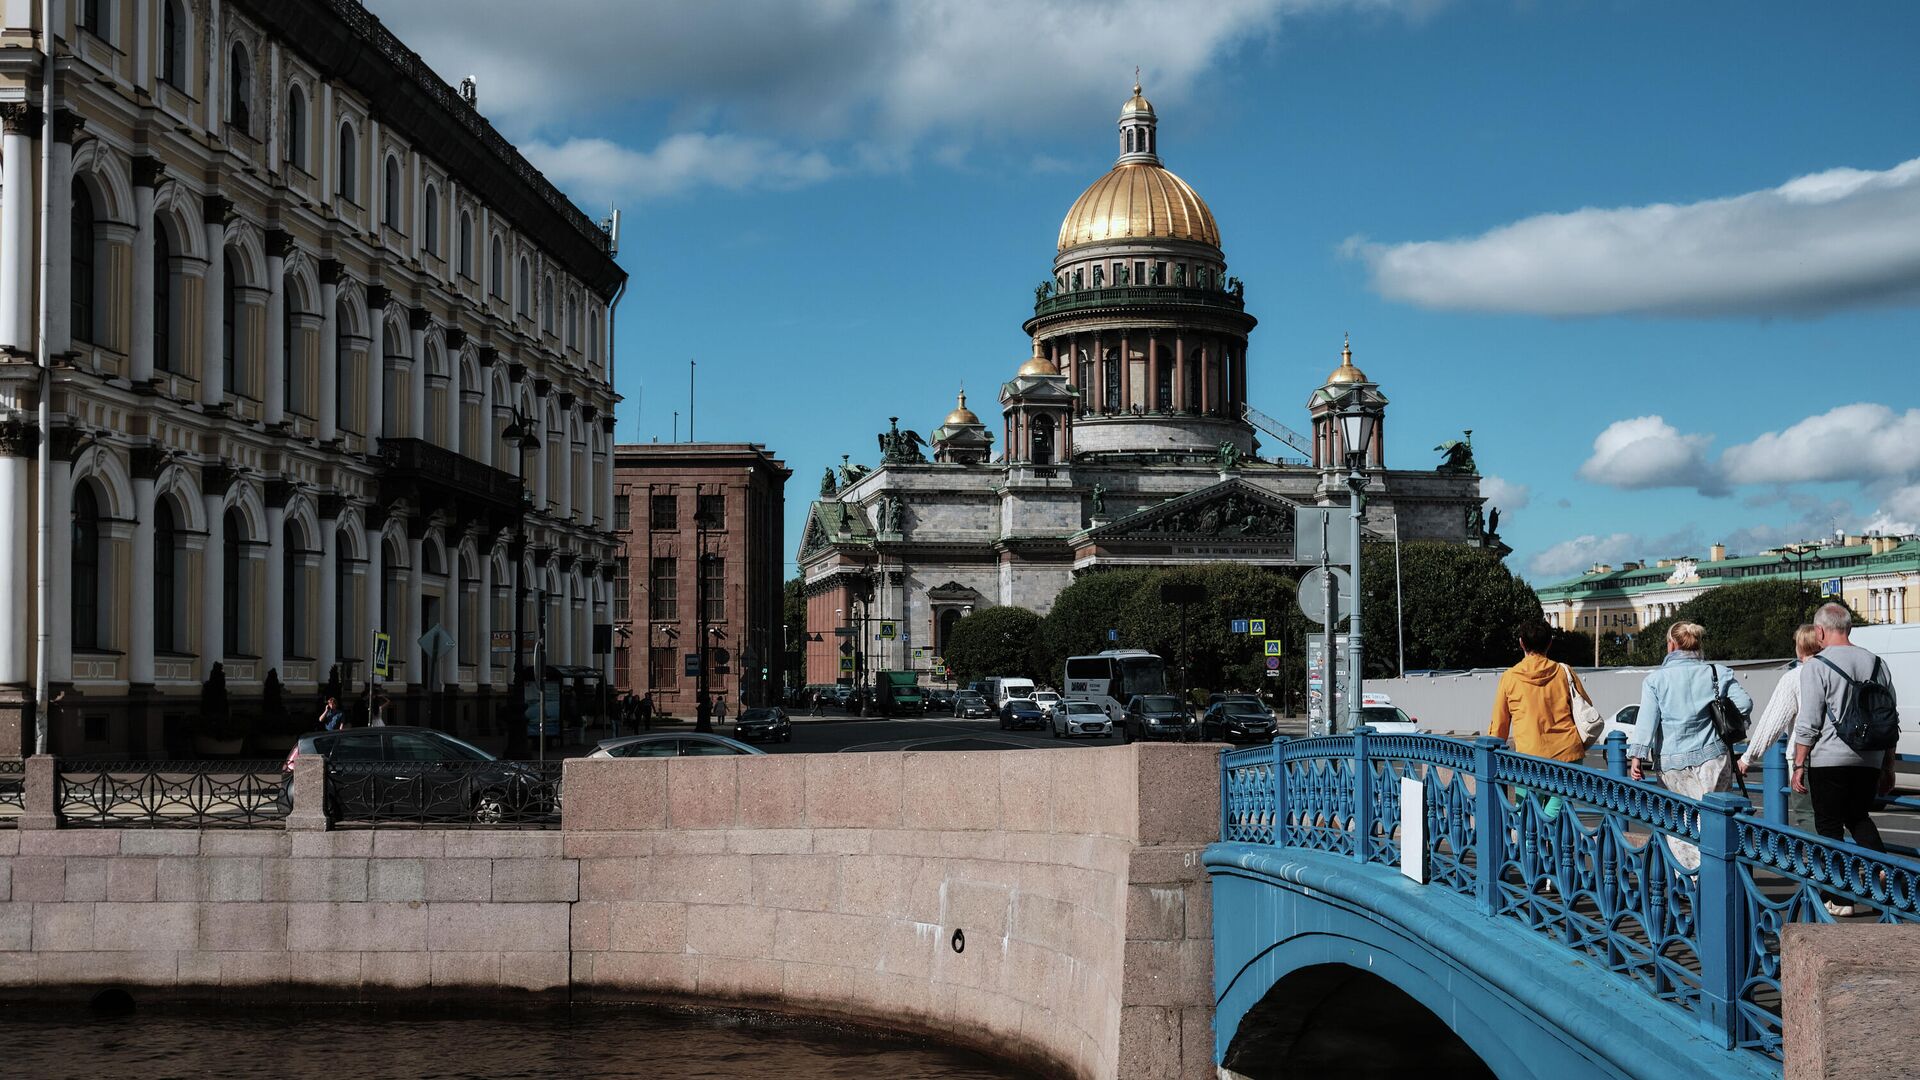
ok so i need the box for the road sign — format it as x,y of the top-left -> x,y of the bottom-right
1266,656 -> 1281,670
1108,628 -> 1119,641
879,622 -> 897,640
1264,669 -> 1281,678
419,623 -> 455,660
839,640 -> 853,656
684,652 -> 702,677
371,632 -> 392,678
1293,507 -> 1353,565
1297,566 -> 1354,626
1821,578 -> 1842,597
1249,618 -> 1267,635
834,627 -> 857,637
839,657 -> 854,673
1264,639 -> 1281,657
913,647 -> 926,660
1231,619 -> 1250,634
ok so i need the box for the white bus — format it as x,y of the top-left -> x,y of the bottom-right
1064,650 -> 1170,722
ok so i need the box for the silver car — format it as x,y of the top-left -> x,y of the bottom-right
588,733 -> 766,758
1051,700 -> 1113,739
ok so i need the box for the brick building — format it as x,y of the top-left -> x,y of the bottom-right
612,444 -> 789,714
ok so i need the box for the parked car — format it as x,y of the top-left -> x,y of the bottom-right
926,689 -> 956,712
1125,694 -> 1196,742
831,685 -> 854,708
1201,700 -> 1277,743
589,733 -> 766,758
279,727 -> 555,824
1357,704 -> 1418,735
733,707 -> 793,743
1000,697 -> 1047,731
952,691 -> 994,719
1051,700 -> 1113,739
1032,690 -> 1064,718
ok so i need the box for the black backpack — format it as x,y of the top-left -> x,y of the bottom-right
1814,654 -> 1901,752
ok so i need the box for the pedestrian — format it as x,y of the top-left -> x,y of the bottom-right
1792,603 -> 1899,915
810,688 -> 825,717
715,697 -> 729,723
1627,622 -> 1753,870
1737,623 -> 1821,831
1489,619 -> 1598,822
639,691 -> 654,731
370,695 -> 391,726
318,696 -> 346,731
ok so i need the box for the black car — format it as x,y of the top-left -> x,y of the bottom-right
280,726 -> 557,824
952,691 -> 994,719
1202,700 -> 1277,743
1125,694 -> 1196,742
999,698 -> 1047,731
734,707 -> 793,743
925,689 -> 955,712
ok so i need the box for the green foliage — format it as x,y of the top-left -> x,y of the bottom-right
943,606 -> 1045,683
783,577 -> 808,689
1357,541 -> 1544,675
1112,563 -> 1305,696
1625,581 -> 1855,665
1037,568 -> 1156,674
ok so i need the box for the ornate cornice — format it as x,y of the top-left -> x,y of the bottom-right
0,103 -> 43,136
203,464 -> 238,498
600,416 -> 616,435
556,391 -> 575,411
579,405 -> 598,424
318,492 -> 348,520
51,110 -> 84,144
530,545 -> 552,568
0,417 -> 39,458
319,258 -> 346,286
48,427 -> 87,463
533,377 -> 551,398
266,228 -> 296,259
201,194 -> 233,227
555,550 -> 578,571
265,479 -> 295,509
366,285 -> 392,311
443,327 -> 467,350
407,307 -> 431,332
132,155 -> 166,188
130,445 -> 168,480
507,362 -> 526,384
479,345 -> 499,366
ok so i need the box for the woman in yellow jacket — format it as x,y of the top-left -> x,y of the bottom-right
1489,619 -> 1593,821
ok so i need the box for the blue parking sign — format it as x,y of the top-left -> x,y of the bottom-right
1231,619 -> 1250,634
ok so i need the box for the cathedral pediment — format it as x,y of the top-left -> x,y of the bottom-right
798,500 -> 873,561
1086,478 -> 1301,544
927,581 -> 981,602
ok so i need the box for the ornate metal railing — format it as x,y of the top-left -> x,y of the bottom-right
54,761 -> 289,827
0,759 -> 24,825
1031,284 -> 1246,320
324,760 -> 562,829
1219,730 -> 1920,1063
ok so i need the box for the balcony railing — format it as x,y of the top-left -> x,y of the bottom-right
1032,284 -> 1246,320
0,760 -> 23,826
376,437 -> 524,511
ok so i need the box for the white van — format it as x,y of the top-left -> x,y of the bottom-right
984,677 -> 1037,712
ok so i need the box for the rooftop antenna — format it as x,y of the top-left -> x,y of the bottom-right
688,358 -> 696,442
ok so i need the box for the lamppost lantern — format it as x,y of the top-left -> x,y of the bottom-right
1337,398 -> 1376,470
1335,390 -> 1375,736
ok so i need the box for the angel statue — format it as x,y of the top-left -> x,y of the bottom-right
819,468 -> 837,496
878,417 -> 928,464
1435,430 -> 1478,475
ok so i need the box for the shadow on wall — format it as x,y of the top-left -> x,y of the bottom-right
1223,963 -> 1493,1080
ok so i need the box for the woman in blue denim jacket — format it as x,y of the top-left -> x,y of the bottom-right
1627,622 -> 1753,868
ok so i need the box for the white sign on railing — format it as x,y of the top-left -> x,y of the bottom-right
1401,777 -> 1426,883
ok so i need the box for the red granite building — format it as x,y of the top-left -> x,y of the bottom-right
612,444 -> 789,713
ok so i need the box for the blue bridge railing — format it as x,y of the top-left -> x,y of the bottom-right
1219,730 -> 1920,1063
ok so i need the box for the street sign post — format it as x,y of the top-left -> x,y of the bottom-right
372,632 -> 392,679
1297,567 -> 1353,626
1264,639 -> 1281,657
1292,507 -> 1353,564
1249,618 -> 1266,636
684,653 -> 702,677
1231,619 -> 1249,634
1306,635 -> 1349,737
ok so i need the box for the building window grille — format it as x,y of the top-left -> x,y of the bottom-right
614,494 -> 630,531
649,557 -> 677,621
649,648 -> 678,688
700,556 -> 725,624
651,493 -> 676,529
697,493 -> 726,530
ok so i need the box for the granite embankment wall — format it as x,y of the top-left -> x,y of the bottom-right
0,744 -> 1219,1080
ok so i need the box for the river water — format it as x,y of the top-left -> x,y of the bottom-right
0,1002 -> 1037,1079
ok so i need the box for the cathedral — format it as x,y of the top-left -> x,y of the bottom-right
799,84 -> 1487,686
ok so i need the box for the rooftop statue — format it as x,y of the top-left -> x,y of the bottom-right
838,454 -> 871,487
1435,430 -> 1478,475
1216,441 -> 1242,469
819,468 -> 837,497
878,417 -> 928,464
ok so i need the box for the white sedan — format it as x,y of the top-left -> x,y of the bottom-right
1051,700 -> 1114,739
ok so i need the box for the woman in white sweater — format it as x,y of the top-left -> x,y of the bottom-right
1737,623 -> 1819,831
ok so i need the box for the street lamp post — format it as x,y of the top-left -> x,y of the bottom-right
694,493 -> 714,733
501,408 -> 541,759
1336,396 -> 1377,736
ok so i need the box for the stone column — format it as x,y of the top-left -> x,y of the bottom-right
1200,338 -> 1213,416
557,409 -> 574,522
408,309 -> 428,440
406,534 -> 424,686
129,160 -> 163,382
129,470 -> 158,685
1147,336 -> 1159,412
200,197 -> 229,406
263,231 -> 289,425
46,114 -> 79,357
318,262 -> 340,441
0,420 -> 38,683
202,479 -> 228,672
477,551 -> 493,687
316,503 -> 339,688
264,490 -> 287,677
0,104 -> 39,354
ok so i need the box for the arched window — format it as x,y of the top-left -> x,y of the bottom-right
223,509 -> 244,657
283,520 -> 306,658
222,252 -> 240,394
564,295 -> 576,350
383,156 -> 401,228
154,224 -> 174,373
228,42 -> 251,132
516,257 -> 530,316
79,0 -> 107,39
423,185 -> 438,254
489,235 -> 504,297
541,275 -> 554,333
335,298 -> 353,430
457,211 -> 473,277
283,272 -> 304,416
286,86 -> 307,169
71,484 -> 101,651
155,499 -> 178,652
338,123 -> 357,202
71,182 -> 95,344
161,1 -> 185,87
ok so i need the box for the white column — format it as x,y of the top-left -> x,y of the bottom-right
129,181 -> 157,382
557,416 -> 574,521
409,316 -> 427,439
317,518 -> 338,685
130,476 -> 157,684
46,128 -> 73,356
0,436 -> 32,682
264,502 -> 286,676
319,84 -> 333,204
477,553 -> 494,687
203,492 -> 226,670
49,457 -> 73,683
1,109 -> 40,352
264,246 -> 286,424
201,209 -> 226,405
318,277 -> 339,441
132,0 -> 150,87
406,536 -> 424,685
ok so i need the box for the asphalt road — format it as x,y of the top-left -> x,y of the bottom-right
735,713 -> 1129,754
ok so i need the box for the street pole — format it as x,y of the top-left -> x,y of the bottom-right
1321,512 -> 1336,737
695,500 -> 711,733
536,588 -> 547,762
1347,471 -> 1365,736
1391,510 -> 1405,678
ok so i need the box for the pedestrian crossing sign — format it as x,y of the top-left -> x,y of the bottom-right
1250,618 -> 1267,635
839,657 -> 854,673
879,621 -> 897,640
1264,639 -> 1281,657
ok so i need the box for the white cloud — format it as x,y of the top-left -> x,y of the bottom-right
1719,404 -> 1920,485
1577,416 -> 1720,493
1479,474 -> 1530,512
523,134 -> 836,205
1866,483 -> 1920,536
1345,157 -> 1920,317
1527,533 -> 1643,580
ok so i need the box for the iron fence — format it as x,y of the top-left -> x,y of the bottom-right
54,760 -> 290,827
1219,730 -> 1920,1065
323,759 -> 562,829
0,759 -> 23,826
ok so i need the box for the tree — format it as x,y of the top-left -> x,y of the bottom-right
782,577 -> 808,692
1625,581 -> 1854,665
1357,542 -> 1544,676
943,606 -> 1045,683
1037,568 -> 1156,674
1112,563 -> 1305,701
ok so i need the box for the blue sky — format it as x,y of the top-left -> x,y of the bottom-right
371,0 -> 1920,584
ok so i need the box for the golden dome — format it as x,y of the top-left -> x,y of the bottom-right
1017,340 -> 1059,377
1057,162 -> 1220,252
944,390 -> 981,427
1121,80 -> 1155,119
1326,336 -> 1367,385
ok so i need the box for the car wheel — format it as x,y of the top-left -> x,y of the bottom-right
472,790 -> 508,825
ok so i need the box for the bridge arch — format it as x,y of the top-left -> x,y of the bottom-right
1224,962 -> 1491,1079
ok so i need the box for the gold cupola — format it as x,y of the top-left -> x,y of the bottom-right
1056,80 -> 1221,253
1016,339 -> 1059,377
944,389 -> 981,427
1326,335 -> 1368,385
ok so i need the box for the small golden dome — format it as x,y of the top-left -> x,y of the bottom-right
1017,340 -> 1059,377
1121,80 -> 1155,119
1058,163 -> 1219,252
944,390 -> 981,427
1326,335 -> 1368,385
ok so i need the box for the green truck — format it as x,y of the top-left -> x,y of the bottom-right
873,671 -> 925,716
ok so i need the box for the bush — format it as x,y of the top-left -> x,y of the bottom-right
1626,581 -> 1857,664
943,606 -> 1045,683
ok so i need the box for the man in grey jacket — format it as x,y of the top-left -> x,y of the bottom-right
1792,603 -> 1895,914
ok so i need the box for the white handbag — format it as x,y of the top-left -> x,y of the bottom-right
1563,663 -> 1603,747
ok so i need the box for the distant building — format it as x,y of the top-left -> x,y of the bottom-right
612,444 -> 790,713
1537,535 -> 1919,636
